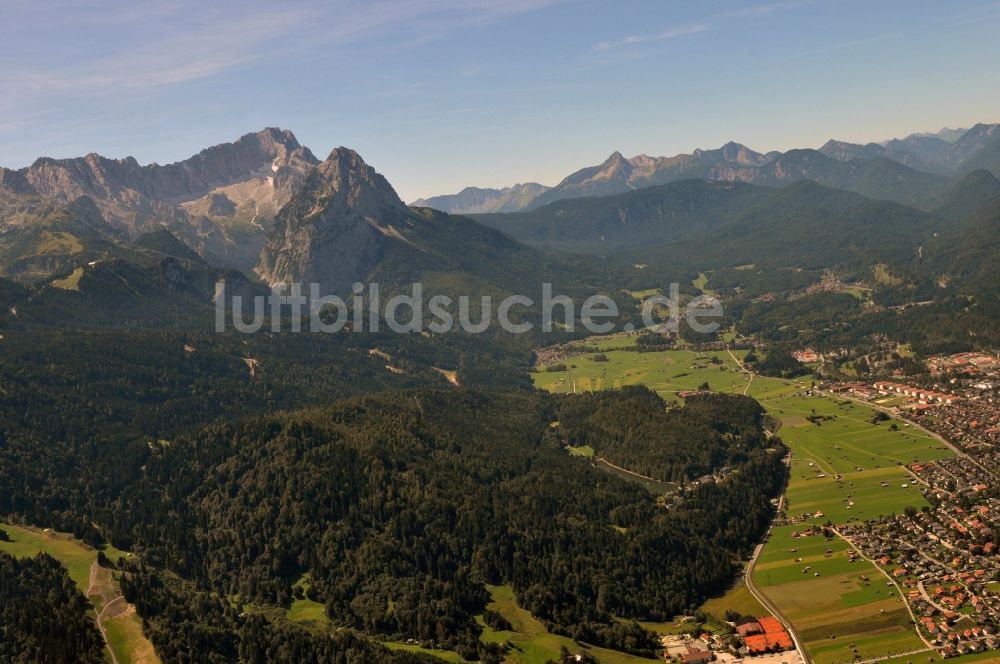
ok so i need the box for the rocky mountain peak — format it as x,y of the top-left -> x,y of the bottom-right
316,147 -> 406,212
256,147 -> 412,293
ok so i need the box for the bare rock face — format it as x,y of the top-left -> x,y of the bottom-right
257,148 -> 414,295
0,128 -> 319,269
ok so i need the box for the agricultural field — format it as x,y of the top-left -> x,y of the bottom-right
755,396 -> 958,663
533,347 -> 803,403
753,525 -> 924,664
766,394 -> 952,475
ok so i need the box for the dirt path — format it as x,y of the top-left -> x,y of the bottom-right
726,346 -> 755,395
595,457 -> 661,483
87,561 -> 121,664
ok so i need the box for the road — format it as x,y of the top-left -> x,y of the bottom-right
743,453 -> 814,664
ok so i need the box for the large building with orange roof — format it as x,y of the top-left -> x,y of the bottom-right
742,616 -> 794,654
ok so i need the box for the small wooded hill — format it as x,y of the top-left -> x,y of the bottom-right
924,192 -> 1000,305
106,388 -> 782,661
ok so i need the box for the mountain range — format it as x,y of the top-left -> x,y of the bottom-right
0,130 -> 584,315
3,122 -> 1000,314
416,123 -> 1000,213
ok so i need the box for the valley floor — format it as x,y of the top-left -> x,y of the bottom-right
533,343 -> 994,664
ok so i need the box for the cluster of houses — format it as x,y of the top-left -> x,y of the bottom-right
910,395 -> 1000,450
827,373 -> 999,449
846,521 -> 1000,657
791,348 -> 821,364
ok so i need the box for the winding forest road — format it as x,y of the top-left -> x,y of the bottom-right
87,560 -> 122,664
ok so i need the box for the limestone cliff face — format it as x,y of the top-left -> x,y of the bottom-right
0,128 -> 319,269
256,147 -> 415,295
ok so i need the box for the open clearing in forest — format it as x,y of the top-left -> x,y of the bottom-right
477,584 -> 660,664
0,522 -> 158,664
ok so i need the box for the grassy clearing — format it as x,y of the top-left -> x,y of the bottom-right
478,585 -> 656,664
382,642 -> 467,662
567,445 -> 594,457
51,266 -> 85,290
0,522 -> 158,664
692,273 -> 715,297
0,522 -> 95,589
699,577 -> 767,619
33,231 -> 83,255
105,607 -> 160,664
625,288 -> 660,300
287,574 -> 328,625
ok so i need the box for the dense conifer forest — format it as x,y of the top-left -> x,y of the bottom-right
0,552 -> 106,663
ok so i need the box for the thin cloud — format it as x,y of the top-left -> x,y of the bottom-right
594,0 -> 810,52
715,0 -> 814,20
594,24 -> 709,51
0,0 -> 568,137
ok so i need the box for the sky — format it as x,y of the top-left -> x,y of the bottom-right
2,0 -> 1000,202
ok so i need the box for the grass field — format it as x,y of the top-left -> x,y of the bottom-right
533,347 -> 803,403
287,574 -> 328,625
51,265 -> 85,290
477,585 -> 659,664
382,642 -> 468,662
0,522 -> 96,589
752,522 -> 926,663
755,396 -> 956,662
35,230 -> 83,255
698,572 -> 767,619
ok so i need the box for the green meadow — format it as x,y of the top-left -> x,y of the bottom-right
533,346 -> 803,403
0,522 -> 158,664
476,585 -> 656,664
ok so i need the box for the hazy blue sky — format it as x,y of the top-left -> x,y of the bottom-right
3,0 -> 999,201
